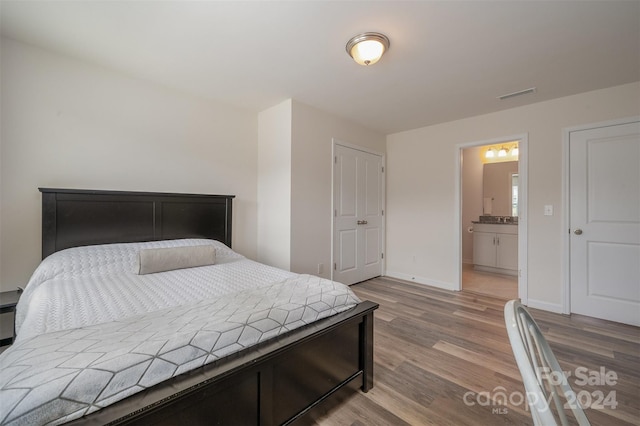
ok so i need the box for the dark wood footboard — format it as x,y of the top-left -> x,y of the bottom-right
69,301 -> 378,426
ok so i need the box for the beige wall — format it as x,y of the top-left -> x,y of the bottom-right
386,82 -> 640,310
257,100 -> 292,270
0,38 -> 259,290
256,99 -> 385,278
0,39 -> 385,291
290,100 -> 385,278
3,36 -> 637,315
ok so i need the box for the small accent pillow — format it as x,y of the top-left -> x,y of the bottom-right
138,245 -> 216,275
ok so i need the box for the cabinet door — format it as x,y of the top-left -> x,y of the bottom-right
473,232 -> 496,267
496,233 -> 518,270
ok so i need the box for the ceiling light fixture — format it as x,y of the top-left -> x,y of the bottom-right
346,32 -> 390,66
498,146 -> 508,157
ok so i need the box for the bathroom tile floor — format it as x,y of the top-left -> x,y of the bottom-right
462,263 -> 518,300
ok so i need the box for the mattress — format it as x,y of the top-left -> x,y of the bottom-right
1,240 -> 360,425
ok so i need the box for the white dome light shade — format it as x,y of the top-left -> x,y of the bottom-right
346,32 -> 390,66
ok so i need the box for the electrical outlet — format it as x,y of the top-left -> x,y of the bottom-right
317,263 -> 324,274
544,205 -> 553,216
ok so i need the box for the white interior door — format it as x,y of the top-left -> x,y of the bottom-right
334,144 -> 383,285
569,121 -> 640,326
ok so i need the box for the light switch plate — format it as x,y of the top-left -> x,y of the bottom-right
544,205 -> 553,216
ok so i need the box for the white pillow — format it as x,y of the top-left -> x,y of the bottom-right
138,245 -> 216,275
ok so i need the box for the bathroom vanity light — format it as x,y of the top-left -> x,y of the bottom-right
483,143 -> 519,163
346,32 -> 390,66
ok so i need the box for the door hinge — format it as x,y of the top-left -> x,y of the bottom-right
381,253 -> 384,259
382,166 -> 384,173
382,209 -> 384,216
335,156 -> 337,164
334,263 -> 337,270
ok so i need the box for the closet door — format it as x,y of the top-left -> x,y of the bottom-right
333,144 -> 383,285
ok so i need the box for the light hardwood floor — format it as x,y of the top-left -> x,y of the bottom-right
308,276 -> 640,425
462,263 -> 518,300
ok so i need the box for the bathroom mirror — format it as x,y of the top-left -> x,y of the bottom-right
483,161 -> 518,217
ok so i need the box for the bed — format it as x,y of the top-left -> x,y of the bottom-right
0,188 -> 378,425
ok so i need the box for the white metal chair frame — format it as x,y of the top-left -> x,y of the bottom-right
504,300 -> 590,426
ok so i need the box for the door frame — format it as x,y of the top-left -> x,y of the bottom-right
331,138 -> 386,282
561,116 -> 640,315
454,133 -> 529,304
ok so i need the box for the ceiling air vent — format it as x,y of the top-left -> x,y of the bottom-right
498,87 -> 536,100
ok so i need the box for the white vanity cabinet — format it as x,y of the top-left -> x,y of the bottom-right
472,223 -> 518,275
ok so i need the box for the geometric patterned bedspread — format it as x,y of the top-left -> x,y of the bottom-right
0,275 -> 360,425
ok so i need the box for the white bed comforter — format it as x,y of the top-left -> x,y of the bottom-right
16,239 -> 296,342
1,240 -> 360,425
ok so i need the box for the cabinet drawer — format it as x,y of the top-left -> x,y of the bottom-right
473,223 -> 517,234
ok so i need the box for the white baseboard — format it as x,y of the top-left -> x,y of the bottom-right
526,298 -> 564,314
385,271 -> 456,291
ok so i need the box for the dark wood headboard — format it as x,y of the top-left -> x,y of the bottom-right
40,188 -> 234,259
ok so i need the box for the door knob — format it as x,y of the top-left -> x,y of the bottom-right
357,220 -> 368,225
574,229 -> 583,235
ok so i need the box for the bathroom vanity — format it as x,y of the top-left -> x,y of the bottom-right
472,222 -> 518,276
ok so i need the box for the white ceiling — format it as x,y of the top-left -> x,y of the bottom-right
1,1 -> 638,134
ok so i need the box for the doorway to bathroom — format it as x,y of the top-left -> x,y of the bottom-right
455,135 -> 528,302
